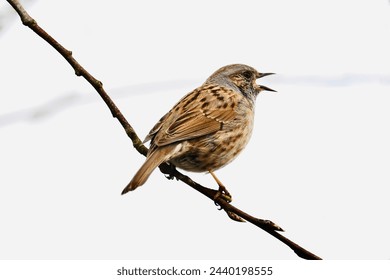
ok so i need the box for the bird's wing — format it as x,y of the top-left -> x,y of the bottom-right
143,111 -> 169,143
148,85 -> 239,147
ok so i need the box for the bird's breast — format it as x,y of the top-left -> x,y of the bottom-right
170,100 -> 255,172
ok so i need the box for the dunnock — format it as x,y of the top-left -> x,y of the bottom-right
122,64 -> 275,197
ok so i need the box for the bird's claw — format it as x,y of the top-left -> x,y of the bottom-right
159,163 -> 177,181
213,190 -> 232,205
164,173 -> 175,180
212,192 -> 244,222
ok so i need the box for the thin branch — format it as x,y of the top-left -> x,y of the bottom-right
6,0 -> 147,157
6,0 -> 322,260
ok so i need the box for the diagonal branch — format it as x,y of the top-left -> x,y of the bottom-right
6,0 -> 322,260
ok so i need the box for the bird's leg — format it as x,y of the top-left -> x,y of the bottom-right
209,171 -> 232,203
209,171 -> 245,222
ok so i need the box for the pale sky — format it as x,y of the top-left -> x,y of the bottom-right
0,0 -> 389,259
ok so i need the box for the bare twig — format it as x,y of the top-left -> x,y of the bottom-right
6,0 -> 147,157
6,0 -> 322,260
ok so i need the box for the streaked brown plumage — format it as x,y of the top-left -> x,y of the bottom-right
122,64 -> 275,196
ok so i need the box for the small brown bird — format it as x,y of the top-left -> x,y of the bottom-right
122,64 -> 275,196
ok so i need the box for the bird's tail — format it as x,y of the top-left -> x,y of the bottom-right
121,148 -> 172,195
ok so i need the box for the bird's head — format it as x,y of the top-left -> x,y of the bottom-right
205,64 -> 276,99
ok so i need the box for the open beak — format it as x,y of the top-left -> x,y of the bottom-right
256,72 -> 276,92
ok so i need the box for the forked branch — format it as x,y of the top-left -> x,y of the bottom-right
6,0 -> 321,260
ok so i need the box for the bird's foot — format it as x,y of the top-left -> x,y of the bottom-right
209,171 -> 233,202
213,188 -> 232,204
159,163 -> 177,180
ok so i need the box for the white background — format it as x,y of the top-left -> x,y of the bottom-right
0,0 -> 389,259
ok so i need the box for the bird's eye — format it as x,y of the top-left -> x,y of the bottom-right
242,71 -> 252,79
